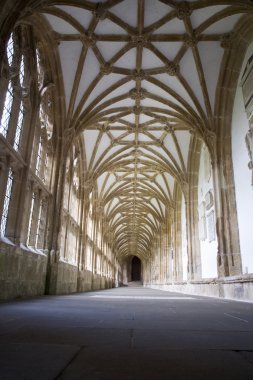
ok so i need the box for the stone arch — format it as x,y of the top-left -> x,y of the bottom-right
131,256 -> 142,282
214,14 -> 253,277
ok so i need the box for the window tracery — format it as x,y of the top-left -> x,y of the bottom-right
60,146 -> 82,265
0,170 -> 13,236
25,47 -> 54,250
0,29 -> 26,239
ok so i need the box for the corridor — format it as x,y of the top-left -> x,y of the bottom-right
0,287 -> 253,380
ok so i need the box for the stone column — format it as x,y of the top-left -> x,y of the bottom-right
183,181 -> 202,281
212,155 -> 242,277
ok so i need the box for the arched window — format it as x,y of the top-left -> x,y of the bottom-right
26,47 -> 54,250
60,145 -> 82,264
0,30 -> 26,238
0,32 -> 26,150
0,33 -> 14,138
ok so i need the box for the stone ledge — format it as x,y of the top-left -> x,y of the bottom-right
146,279 -> 253,303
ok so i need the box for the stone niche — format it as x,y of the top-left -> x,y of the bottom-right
241,54 -> 253,119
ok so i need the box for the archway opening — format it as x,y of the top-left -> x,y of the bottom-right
131,256 -> 141,281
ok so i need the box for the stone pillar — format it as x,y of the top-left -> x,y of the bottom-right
183,182 -> 202,281
212,156 -> 242,277
173,200 -> 183,282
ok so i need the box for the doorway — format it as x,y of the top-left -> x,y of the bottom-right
131,256 -> 141,281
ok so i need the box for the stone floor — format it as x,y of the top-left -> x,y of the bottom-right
0,285 -> 253,379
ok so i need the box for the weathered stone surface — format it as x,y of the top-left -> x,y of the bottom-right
0,241 -> 47,299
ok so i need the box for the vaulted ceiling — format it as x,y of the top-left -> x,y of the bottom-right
30,0 -> 252,260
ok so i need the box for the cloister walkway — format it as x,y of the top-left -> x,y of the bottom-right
0,286 -> 253,379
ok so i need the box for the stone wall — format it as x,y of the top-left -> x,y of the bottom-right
146,276 -> 253,302
50,261 -> 78,295
0,241 -> 47,299
48,261 -> 114,295
77,269 -> 93,292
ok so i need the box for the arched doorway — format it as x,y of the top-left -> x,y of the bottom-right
131,256 -> 141,281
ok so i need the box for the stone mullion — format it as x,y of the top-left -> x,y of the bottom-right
38,138 -> 47,181
0,66 -> 9,121
3,165 -> 21,241
30,125 -> 40,172
0,158 -> 9,227
75,223 -> 79,264
27,188 -> 40,247
12,31 -> 40,246
36,195 -> 48,249
19,180 -> 34,244
5,34 -> 22,147
1,78 -> 27,243
60,157 -> 73,259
